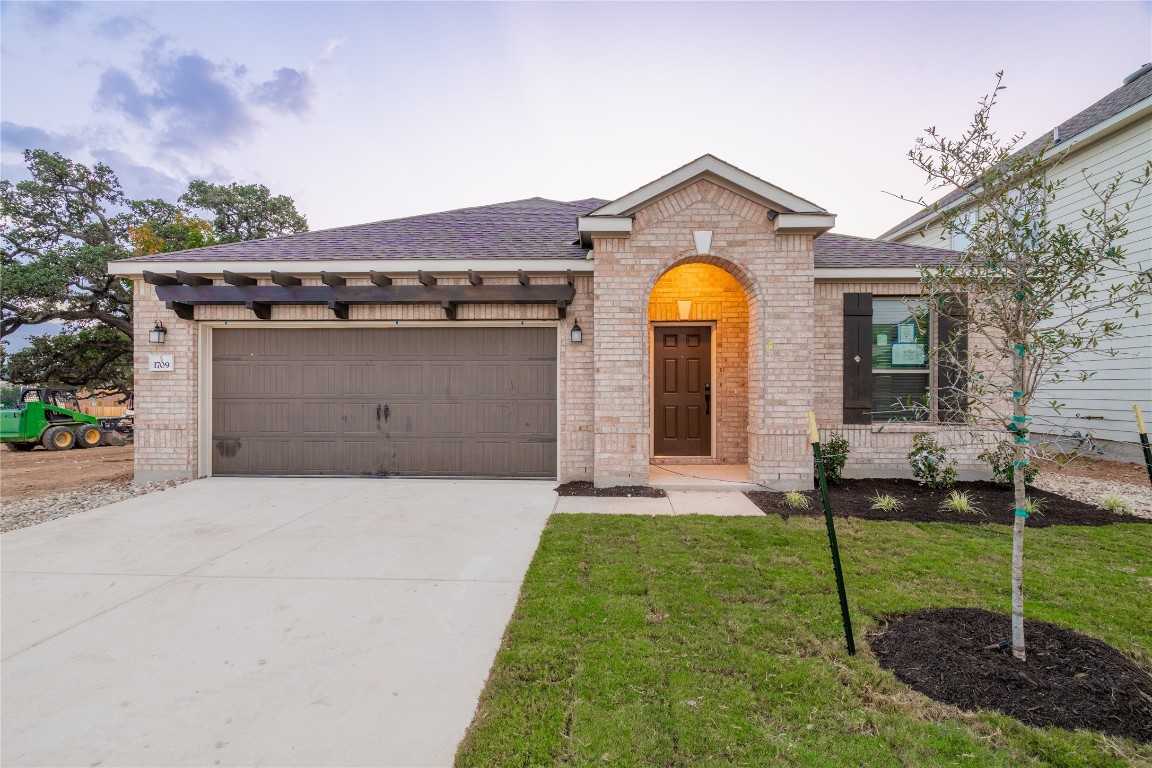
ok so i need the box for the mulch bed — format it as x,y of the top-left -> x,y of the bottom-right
871,608 -> 1152,742
746,478 -> 1147,527
554,481 -> 667,498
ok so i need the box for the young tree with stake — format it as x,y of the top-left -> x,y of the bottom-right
904,73 -> 1151,660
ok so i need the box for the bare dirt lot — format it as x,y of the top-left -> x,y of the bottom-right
1039,455 -> 1150,486
1,444 -> 134,505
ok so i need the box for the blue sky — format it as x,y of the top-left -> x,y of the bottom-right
2,0 -> 1150,240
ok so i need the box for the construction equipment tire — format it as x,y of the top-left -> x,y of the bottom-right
74,424 -> 103,448
42,425 -> 75,451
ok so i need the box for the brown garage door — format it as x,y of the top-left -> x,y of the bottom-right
211,327 -> 556,478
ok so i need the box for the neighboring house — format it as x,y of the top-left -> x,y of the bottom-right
109,154 -> 981,489
880,64 -> 1152,462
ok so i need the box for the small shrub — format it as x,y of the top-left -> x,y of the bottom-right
819,432 -> 851,485
1022,497 -> 1044,517
908,433 -> 957,489
870,493 -> 903,512
940,490 -> 982,515
782,491 -> 811,510
1101,494 -> 1133,515
978,442 -> 1039,486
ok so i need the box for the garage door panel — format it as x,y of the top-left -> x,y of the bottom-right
253,365 -> 295,395
343,364 -> 377,395
513,364 -> 556,395
300,440 -> 340,472
301,404 -> 340,434
342,440 -> 384,475
423,402 -> 464,434
212,327 -> 556,478
515,403 -> 554,434
379,364 -> 424,394
302,365 -> 337,395
214,363 -> 252,396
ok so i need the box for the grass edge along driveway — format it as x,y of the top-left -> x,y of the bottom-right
456,514 -> 1152,767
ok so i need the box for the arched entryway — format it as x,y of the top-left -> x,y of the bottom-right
647,261 -> 753,471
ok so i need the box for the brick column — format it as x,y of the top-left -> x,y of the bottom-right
133,280 -> 199,482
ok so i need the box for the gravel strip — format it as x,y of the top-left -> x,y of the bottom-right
1032,473 -> 1152,520
1,478 -> 188,533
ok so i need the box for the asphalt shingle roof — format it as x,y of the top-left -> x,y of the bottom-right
120,196 -> 955,269
813,233 -> 953,268
878,65 -> 1152,239
128,197 -> 609,262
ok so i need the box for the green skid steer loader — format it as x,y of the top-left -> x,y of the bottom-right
0,388 -> 105,452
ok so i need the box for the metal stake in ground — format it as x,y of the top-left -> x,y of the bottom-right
808,410 -> 855,656
1134,404 -> 1152,488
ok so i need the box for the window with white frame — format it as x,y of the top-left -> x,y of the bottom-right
871,298 -> 930,421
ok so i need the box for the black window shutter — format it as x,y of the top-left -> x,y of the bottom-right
937,295 -> 969,423
843,292 -> 872,424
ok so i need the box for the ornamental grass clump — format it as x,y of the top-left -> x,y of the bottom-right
870,493 -> 902,512
782,491 -> 811,510
1101,494 -> 1133,515
1022,497 -> 1044,517
940,490 -> 982,515
908,434 -> 957,489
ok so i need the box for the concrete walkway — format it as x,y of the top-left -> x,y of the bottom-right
554,489 -> 764,516
2,478 -> 556,768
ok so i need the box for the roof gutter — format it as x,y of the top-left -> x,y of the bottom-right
108,258 -> 596,278
814,267 -> 921,280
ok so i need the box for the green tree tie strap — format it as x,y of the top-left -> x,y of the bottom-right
1014,437 -> 1031,445
1013,460 -> 1029,467
1012,391 -> 1025,399
1015,508 -> 1029,518
1011,416 -> 1032,423
1013,343 -> 1028,355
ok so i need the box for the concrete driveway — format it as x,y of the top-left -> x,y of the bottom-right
2,478 -> 557,767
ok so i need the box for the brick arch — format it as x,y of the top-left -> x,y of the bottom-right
643,252 -> 762,305
645,254 -> 762,467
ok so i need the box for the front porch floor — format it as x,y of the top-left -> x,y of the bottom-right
649,463 -> 764,492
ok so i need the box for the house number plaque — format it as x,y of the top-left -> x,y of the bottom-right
149,354 -> 175,372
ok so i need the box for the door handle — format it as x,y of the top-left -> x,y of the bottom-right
704,383 -> 711,416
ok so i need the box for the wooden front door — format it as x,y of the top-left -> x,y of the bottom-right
653,326 -> 711,456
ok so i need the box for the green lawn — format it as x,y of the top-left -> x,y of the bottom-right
456,514 -> 1152,767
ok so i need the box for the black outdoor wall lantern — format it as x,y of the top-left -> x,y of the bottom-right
570,318 -> 583,343
148,321 -> 167,344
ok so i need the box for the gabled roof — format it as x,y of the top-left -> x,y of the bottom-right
879,64 -> 1152,240
121,197 -> 607,262
111,195 -> 951,271
586,154 -> 828,217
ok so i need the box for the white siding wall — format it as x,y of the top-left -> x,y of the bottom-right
1038,120 -> 1151,447
890,116 -> 1152,455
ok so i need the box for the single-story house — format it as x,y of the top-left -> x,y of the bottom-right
109,154 -> 986,489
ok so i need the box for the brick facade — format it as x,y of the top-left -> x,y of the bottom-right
813,280 -> 992,477
127,170 -> 991,487
591,179 -> 814,489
